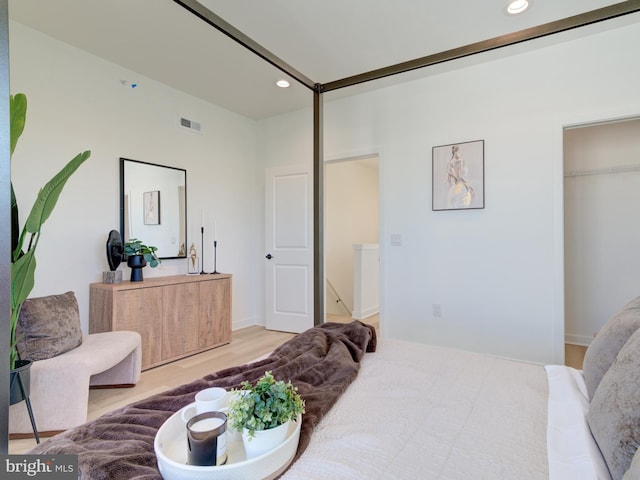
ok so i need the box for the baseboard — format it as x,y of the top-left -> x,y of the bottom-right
233,316 -> 264,330
565,334 -> 592,347
352,306 -> 379,320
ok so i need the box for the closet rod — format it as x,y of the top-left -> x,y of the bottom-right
564,164 -> 640,177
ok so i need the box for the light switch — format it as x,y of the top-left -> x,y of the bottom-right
390,234 -> 402,246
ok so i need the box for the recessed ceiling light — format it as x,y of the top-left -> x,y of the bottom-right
276,79 -> 290,88
507,0 -> 529,14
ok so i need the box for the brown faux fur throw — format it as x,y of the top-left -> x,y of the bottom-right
28,320 -> 377,479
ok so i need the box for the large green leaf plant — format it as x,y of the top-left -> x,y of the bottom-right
9,93 -> 91,370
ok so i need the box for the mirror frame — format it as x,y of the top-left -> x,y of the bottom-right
120,157 -> 187,260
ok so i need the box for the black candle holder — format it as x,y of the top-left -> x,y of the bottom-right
211,240 -> 220,274
200,226 -> 206,274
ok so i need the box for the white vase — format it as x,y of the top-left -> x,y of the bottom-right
242,420 -> 290,459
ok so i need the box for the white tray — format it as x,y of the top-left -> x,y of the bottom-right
154,393 -> 302,480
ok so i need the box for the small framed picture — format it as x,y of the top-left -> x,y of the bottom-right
143,190 -> 161,225
432,139 -> 484,211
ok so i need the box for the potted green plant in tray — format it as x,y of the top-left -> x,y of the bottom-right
124,238 -> 160,282
9,93 -> 90,411
228,371 -> 305,459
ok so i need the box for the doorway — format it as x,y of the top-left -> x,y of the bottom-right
563,117 -> 640,366
325,156 -> 380,332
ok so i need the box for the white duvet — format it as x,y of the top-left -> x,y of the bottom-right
283,339 -> 550,479
545,365 -> 610,480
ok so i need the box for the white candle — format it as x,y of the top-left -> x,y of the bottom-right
201,208 -> 205,228
190,417 -> 224,432
214,220 -> 217,241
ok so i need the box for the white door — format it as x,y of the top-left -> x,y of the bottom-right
265,164 -> 314,333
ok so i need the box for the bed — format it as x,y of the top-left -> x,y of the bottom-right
26,298 -> 640,480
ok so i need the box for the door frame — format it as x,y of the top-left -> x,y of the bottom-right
561,114 -> 640,352
555,108 -> 640,365
324,150 -> 383,333
324,155 -> 380,321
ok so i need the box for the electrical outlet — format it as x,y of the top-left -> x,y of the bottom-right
432,304 -> 442,317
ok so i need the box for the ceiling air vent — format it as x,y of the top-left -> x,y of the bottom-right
178,116 -> 202,134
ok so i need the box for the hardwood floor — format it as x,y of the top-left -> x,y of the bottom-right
9,325 -> 295,454
565,343 -> 587,370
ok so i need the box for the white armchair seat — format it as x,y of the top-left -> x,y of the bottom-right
9,331 -> 141,436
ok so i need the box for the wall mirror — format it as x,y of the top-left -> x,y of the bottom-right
120,158 -> 187,259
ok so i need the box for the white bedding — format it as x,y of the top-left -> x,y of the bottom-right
282,339 -> 549,479
545,365 -> 610,480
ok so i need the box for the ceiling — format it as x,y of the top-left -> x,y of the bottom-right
7,0 -> 638,119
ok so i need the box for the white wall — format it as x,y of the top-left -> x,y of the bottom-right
564,118 -> 640,345
258,20 -> 640,364
9,22 -> 264,333
326,159 -> 379,315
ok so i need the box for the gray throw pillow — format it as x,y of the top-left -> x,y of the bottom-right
16,291 -> 83,362
588,328 -> 640,480
582,295 -> 640,400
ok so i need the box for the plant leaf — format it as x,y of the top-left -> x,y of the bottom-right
11,250 -> 36,310
11,183 -> 20,256
23,151 -> 91,234
10,93 -> 26,256
10,93 -> 26,157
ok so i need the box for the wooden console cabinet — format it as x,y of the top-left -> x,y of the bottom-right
90,274 -> 231,370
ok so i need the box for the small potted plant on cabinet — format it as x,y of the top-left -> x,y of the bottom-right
124,238 -> 160,282
227,371 -> 305,458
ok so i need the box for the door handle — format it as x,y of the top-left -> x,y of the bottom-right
265,254 -> 273,260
